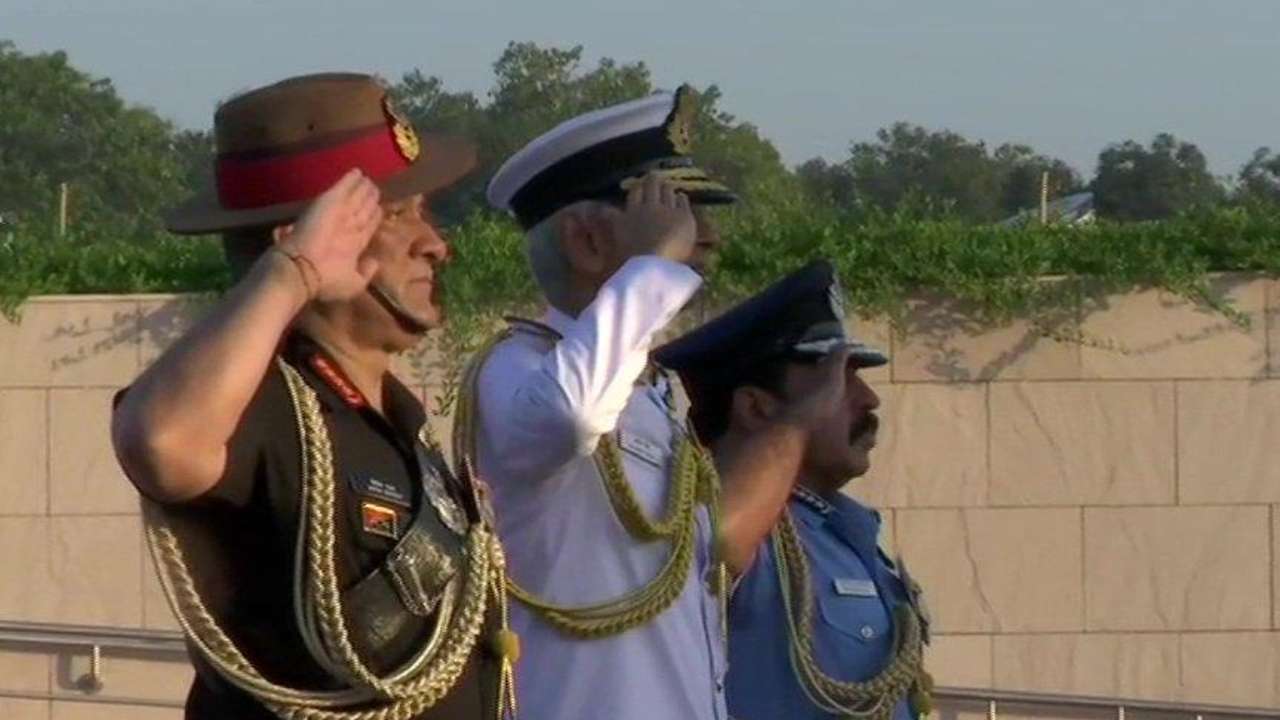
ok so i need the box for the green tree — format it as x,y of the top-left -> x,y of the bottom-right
1236,147 -> 1280,205
390,70 -> 489,221
393,43 -> 655,222
688,84 -> 798,203
0,40 -> 188,233
485,44 -> 653,161
391,42 -> 794,220
1091,133 -> 1225,220
796,157 -> 856,207
846,122 -> 1005,221
172,129 -> 215,200
993,143 -> 1083,217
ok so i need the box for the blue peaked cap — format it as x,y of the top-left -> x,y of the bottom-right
654,259 -> 887,395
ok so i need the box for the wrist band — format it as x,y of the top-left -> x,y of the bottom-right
272,246 -> 319,300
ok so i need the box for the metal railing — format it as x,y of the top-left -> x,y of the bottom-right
934,687 -> 1278,719
0,620 -> 1277,717
0,620 -> 187,654
0,620 -> 187,709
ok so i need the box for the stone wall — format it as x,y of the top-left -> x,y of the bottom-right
851,275 -> 1280,718
1,278 -> 1277,718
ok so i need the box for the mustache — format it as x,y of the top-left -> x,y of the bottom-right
850,412 -> 880,443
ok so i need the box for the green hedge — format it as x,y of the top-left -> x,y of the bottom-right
6,202 -> 1280,335
0,226 -> 229,317
711,201 -> 1280,329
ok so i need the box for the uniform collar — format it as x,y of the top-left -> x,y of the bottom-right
281,332 -> 425,439
791,485 -> 834,516
281,333 -> 344,402
789,485 -> 884,549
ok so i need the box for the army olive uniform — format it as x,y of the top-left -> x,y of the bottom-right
137,334 -> 507,720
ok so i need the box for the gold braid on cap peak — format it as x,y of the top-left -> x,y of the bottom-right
618,166 -> 729,194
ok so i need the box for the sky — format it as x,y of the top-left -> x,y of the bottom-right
4,0 -> 1279,178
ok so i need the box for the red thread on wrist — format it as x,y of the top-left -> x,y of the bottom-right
272,247 -> 318,300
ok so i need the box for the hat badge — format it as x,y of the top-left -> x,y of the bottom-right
384,96 -> 421,163
665,85 -> 698,155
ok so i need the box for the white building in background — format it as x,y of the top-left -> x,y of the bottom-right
1000,191 -> 1096,227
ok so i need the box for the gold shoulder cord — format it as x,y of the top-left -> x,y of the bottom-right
143,359 -> 516,720
453,330 -> 729,640
772,509 -> 934,719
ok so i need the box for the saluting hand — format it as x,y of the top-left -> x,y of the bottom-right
275,169 -> 384,302
779,347 -> 852,431
613,172 -> 698,265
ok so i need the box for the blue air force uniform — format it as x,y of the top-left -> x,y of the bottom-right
728,486 -> 922,720
655,260 -> 933,720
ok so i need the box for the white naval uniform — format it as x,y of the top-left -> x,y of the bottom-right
472,256 -> 728,720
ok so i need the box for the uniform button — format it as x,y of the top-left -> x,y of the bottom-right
859,625 -> 875,640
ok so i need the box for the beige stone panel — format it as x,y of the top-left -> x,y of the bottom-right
989,382 -> 1175,506
926,634 -> 992,689
0,299 -> 141,387
1180,632 -> 1280,708
51,702 -> 179,720
851,384 -> 987,509
896,509 -> 1083,633
0,517 -> 54,621
1275,506 -> 1280,630
1084,507 -> 1270,631
1080,275 -> 1267,380
0,647 -> 51,694
0,699 -> 50,720
0,390 -> 48,516
892,292 -> 1081,382
137,295 -> 211,369
49,389 -> 138,515
992,633 -> 1179,701
53,650 -> 191,704
1178,381 -> 1280,504
47,516 -> 142,627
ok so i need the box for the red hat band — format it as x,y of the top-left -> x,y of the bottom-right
215,107 -> 421,211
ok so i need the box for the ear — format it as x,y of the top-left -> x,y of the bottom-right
271,223 -> 295,245
558,209 -> 608,277
728,385 -> 783,433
